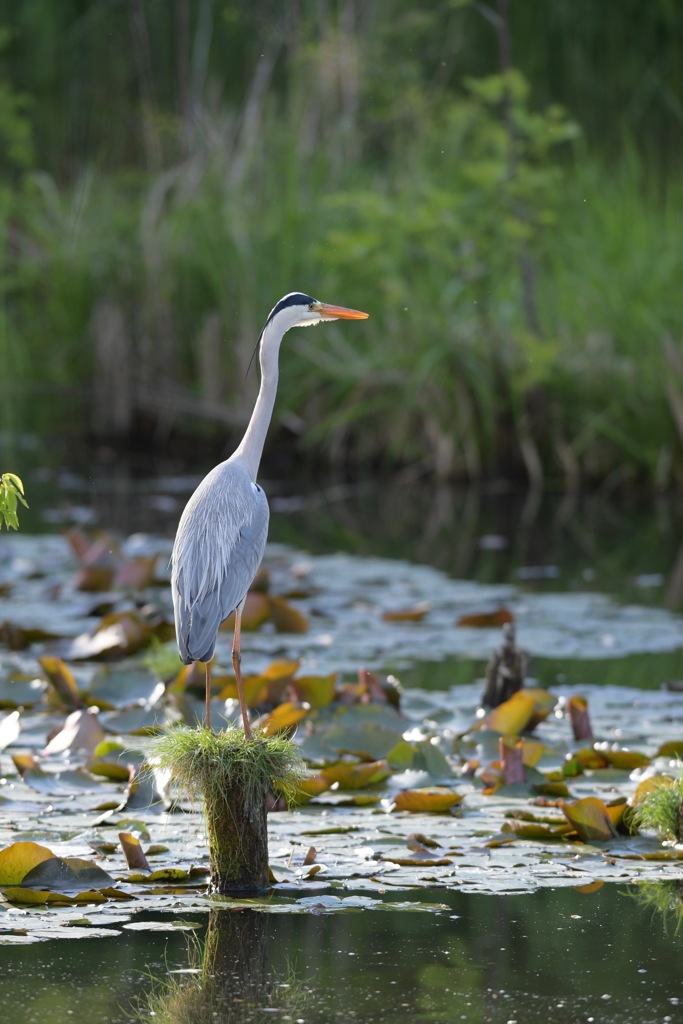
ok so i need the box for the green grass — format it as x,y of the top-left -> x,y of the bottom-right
632,775 -> 683,843
150,725 -> 306,812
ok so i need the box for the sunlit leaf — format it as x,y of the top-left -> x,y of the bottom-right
598,747 -> 651,770
562,797 -> 617,842
119,831 -> 150,871
320,759 -> 391,790
92,611 -> 153,657
1,886 -> 109,906
38,656 -> 84,710
42,708 -> 105,756
457,607 -> 514,627
268,596 -> 309,634
485,690 -> 539,735
222,591 -> 271,632
0,709 -> 21,753
655,740 -> 683,758
291,673 -> 337,708
291,775 -> 330,804
258,701 -> 310,736
387,740 -> 416,770
0,841 -> 55,885
393,787 -> 463,813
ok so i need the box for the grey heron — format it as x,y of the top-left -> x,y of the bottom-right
171,292 -> 369,737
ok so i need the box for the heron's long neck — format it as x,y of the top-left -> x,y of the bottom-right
232,318 -> 284,481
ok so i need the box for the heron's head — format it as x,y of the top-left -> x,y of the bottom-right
266,292 -> 369,331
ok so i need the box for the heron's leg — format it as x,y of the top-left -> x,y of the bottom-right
232,603 -> 252,739
205,659 -> 212,732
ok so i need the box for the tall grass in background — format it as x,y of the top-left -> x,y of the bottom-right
2,12 -> 683,488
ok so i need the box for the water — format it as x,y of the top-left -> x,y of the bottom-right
4,453 -> 683,1023
1,884 -> 680,1024
20,454 -> 683,613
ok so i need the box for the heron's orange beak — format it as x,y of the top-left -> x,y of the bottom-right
314,302 -> 369,320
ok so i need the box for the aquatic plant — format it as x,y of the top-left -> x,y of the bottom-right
632,775 -> 683,844
150,725 -> 306,894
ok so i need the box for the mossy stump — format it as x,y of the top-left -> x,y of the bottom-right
151,725 -> 305,896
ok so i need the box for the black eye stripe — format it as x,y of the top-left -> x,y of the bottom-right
265,292 -> 317,325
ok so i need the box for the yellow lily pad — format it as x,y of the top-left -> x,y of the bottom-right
393,787 -> 463,813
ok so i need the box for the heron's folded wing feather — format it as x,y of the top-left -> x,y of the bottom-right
171,463 -> 269,663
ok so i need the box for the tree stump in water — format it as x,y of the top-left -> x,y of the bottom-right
204,782 -> 269,895
481,622 -> 529,708
150,726 -> 305,896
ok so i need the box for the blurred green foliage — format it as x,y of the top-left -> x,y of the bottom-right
0,473 -> 28,529
1,1 -> 682,486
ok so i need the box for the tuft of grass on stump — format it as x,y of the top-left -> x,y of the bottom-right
632,776 -> 683,844
150,725 -> 306,894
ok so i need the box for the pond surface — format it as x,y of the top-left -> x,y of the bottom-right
3,452 -> 683,1024
1,884 -> 681,1024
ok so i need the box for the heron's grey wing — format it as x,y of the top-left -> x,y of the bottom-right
171,464 -> 269,664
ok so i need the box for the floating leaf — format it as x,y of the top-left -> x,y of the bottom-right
387,740 -> 416,770
92,611 -> 153,657
485,690 -> 544,736
457,607 -> 514,628
1,886 -> 109,906
74,565 -> 115,592
562,797 -> 617,842
292,775 -> 330,804
0,674 -> 46,708
222,591 -> 271,632
291,673 -> 337,708
113,557 -> 157,590
258,702 -> 310,736
119,832 -> 150,871
598,747 -> 651,770
268,596 -> 308,634
0,841 -> 55,885
322,719 -> 404,760
320,759 -> 391,790
38,656 -> 84,710
393,787 -> 463,813
42,708 -> 105,756
86,666 -> 164,710
382,603 -> 429,622
22,856 -> 115,891
655,740 -> 683,758
501,819 -> 573,840
0,709 -> 21,752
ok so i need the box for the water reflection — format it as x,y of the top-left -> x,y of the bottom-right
5,884 -> 678,1024
140,909 -> 307,1023
22,452 -> 683,612
135,884 -> 683,1024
